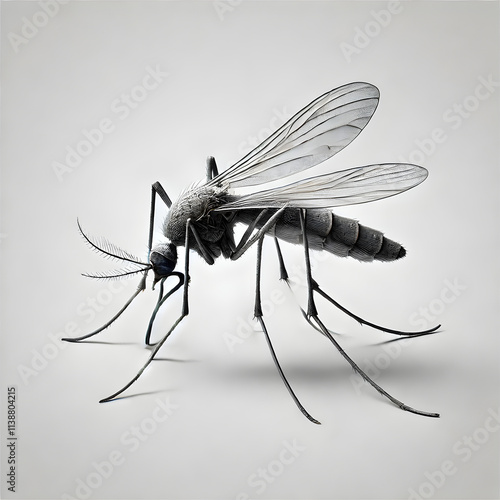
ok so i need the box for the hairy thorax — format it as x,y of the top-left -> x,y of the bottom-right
162,185 -> 230,246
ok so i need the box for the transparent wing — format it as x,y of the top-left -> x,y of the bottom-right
216,164 -> 428,210
209,82 -> 379,188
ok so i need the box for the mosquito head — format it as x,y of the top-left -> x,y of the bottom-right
150,242 -> 178,286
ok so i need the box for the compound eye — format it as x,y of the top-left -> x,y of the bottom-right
150,243 -> 177,283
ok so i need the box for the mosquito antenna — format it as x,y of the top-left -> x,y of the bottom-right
77,218 -> 149,267
82,266 -> 151,280
63,221 -> 153,343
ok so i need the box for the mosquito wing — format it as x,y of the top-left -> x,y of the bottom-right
216,164 -> 428,210
209,82 -> 379,188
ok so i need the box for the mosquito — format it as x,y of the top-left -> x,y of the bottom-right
63,82 -> 440,424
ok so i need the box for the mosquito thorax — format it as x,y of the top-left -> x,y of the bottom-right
162,185 -> 229,246
150,242 -> 177,284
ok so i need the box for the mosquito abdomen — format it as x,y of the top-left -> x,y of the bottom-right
273,209 -> 405,263
324,214 -> 405,262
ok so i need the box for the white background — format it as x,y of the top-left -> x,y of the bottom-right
1,1 -> 499,499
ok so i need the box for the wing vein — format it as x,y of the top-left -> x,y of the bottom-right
208,82 -> 380,188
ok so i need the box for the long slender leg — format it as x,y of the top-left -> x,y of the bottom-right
297,210 -> 439,418
149,182 -> 172,258
151,181 -> 172,208
232,209 -> 269,258
64,183 -> 174,343
274,237 -> 288,281
310,284 -> 440,336
181,221 -> 190,316
189,223 -> 215,265
62,275 -> 147,343
273,237 -> 332,338
206,156 -> 219,181
273,211 -> 439,337
144,272 -> 184,346
232,206 -> 288,261
273,258 -> 437,339
100,219 -> 192,402
254,236 -> 321,425
311,315 -> 439,417
273,215 -> 331,336
299,209 -> 317,318
100,312 -> 186,402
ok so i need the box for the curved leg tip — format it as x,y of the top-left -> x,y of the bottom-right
99,396 -> 115,404
61,337 -> 82,343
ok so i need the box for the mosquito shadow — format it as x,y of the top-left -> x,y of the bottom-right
102,388 -> 176,403
370,330 -> 442,348
153,357 -> 200,363
228,362 -> 345,385
65,340 -> 138,346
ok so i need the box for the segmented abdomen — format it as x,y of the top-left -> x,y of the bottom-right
272,208 -> 405,262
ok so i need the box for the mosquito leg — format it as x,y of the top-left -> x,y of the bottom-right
298,209 -> 319,318
232,206 -> 288,261
312,315 -> 439,417
144,272 -> 184,346
62,274 -> 148,343
188,223 -> 215,266
99,311 -> 186,402
272,230 -> 335,338
100,221 -> 192,402
149,182 -> 172,258
232,209 -> 269,258
206,156 -> 219,181
151,181 -> 172,208
298,211 -> 439,417
66,182 -> 174,344
274,237 -> 289,281
254,236 -> 321,425
181,221 -> 191,316
296,210 -> 439,336
273,235 -> 337,338
312,283 -> 440,336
